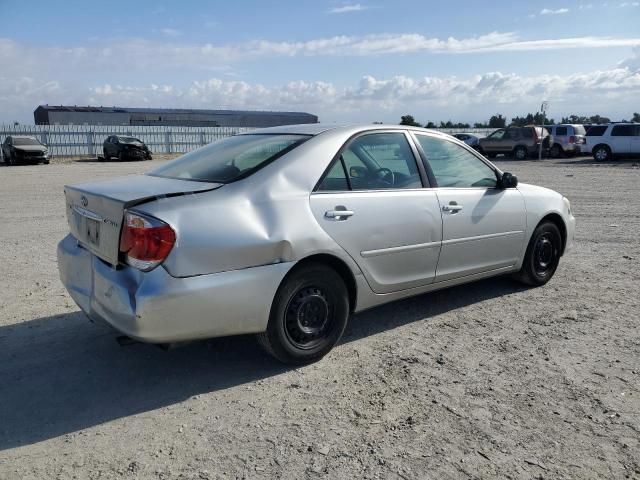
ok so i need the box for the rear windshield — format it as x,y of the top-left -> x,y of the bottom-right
149,134 -> 310,183
586,126 -> 607,136
13,137 -> 41,146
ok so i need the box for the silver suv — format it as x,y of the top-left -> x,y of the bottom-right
547,124 -> 586,157
582,123 -> 640,161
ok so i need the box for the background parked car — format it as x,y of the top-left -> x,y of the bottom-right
478,126 -> 552,160
452,133 -> 481,150
547,124 -> 586,157
103,136 -> 152,161
582,123 -> 640,161
1,135 -> 49,165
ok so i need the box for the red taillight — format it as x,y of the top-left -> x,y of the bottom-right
569,135 -> 576,144
119,211 -> 175,271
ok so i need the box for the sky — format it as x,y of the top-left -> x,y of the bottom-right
0,0 -> 639,124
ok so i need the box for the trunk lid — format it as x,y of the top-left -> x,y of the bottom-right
64,174 -> 221,266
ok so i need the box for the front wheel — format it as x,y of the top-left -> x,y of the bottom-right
257,264 -> 349,365
514,146 -> 528,160
514,221 -> 562,286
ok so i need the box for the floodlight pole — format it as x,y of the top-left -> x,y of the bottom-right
539,101 -> 548,161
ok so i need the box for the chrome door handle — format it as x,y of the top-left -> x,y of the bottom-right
442,204 -> 463,212
325,209 -> 354,220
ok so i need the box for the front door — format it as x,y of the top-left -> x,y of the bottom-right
310,131 -> 442,294
610,125 -> 633,154
413,133 -> 526,282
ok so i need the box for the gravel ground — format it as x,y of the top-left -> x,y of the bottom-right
0,155 -> 639,480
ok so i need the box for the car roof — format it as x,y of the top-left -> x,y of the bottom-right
10,135 -> 38,139
237,123 -> 453,138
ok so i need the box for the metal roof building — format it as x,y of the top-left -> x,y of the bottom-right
33,105 -> 319,127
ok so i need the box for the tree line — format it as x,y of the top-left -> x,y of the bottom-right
400,112 -> 640,129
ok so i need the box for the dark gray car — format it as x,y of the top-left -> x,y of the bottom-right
103,135 -> 152,161
1,136 -> 49,165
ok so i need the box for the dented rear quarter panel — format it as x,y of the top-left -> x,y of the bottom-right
138,129 -> 365,279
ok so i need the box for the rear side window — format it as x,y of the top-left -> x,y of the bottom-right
611,125 -> 635,136
555,127 -> 568,136
150,134 -> 310,183
586,126 -> 607,136
317,161 -> 349,191
521,129 -> 533,139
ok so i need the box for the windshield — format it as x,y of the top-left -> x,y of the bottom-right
119,137 -> 142,143
13,137 -> 42,146
149,134 -> 311,183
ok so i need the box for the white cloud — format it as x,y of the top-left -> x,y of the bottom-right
329,3 -> 368,13
579,4 -> 594,9
540,8 -> 570,14
3,55 -> 638,123
159,28 -> 182,38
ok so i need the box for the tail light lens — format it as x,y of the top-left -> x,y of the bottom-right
569,136 -> 576,144
119,211 -> 175,271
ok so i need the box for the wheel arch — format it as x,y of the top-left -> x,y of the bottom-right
288,253 -> 358,313
592,143 -> 611,154
538,213 -> 567,255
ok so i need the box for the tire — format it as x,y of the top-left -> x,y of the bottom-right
118,151 -> 124,162
550,144 -> 563,158
257,264 -> 350,365
43,160 -> 49,165
102,148 -> 109,161
487,152 -> 497,159
8,151 -> 17,166
593,145 -> 611,162
513,146 -> 528,160
514,221 -> 562,286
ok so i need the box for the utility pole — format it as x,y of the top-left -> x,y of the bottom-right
539,101 -> 549,161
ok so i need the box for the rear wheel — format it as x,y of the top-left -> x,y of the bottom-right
550,144 -> 563,158
102,148 -> 109,161
514,146 -> 528,160
593,145 -> 611,162
8,151 -> 17,166
514,221 -> 562,286
258,264 -> 349,365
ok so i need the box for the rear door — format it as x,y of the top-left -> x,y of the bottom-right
413,133 -> 526,282
610,125 -> 633,154
309,131 -> 443,294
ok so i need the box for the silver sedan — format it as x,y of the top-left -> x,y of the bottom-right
58,124 -> 575,364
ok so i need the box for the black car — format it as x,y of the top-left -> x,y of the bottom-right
103,136 -> 152,161
2,136 -> 49,165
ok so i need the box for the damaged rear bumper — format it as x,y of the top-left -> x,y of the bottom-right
57,233 -> 293,343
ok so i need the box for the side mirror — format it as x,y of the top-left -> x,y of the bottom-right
500,172 -> 518,188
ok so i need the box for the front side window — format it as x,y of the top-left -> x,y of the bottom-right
416,135 -> 498,188
151,134 -> 310,183
488,129 -> 505,140
555,127 -> 568,136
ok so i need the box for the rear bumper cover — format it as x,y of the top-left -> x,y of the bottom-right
57,234 -> 293,343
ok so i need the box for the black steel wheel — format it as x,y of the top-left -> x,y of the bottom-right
514,221 -> 562,286
258,264 -> 349,364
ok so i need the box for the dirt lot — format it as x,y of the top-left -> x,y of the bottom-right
1,155 -> 639,480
